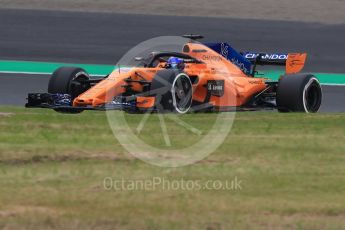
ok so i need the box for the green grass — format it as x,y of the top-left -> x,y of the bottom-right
1,107 -> 345,229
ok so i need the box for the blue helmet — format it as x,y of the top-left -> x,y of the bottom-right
168,57 -> 184,69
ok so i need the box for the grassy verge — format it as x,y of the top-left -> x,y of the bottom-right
1,107 -> 345,229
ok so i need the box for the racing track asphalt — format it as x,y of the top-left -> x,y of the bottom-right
0,9 -> 344,112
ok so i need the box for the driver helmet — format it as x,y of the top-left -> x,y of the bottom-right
167,57 -> 184,69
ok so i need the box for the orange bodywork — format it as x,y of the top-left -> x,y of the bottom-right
286,53 -> 307,74
136,96 -> 155,108
73,42 -> 269,109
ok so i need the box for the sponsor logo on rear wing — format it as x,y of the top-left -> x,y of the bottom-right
244,53 -> 288,60
243,53 -> 288,66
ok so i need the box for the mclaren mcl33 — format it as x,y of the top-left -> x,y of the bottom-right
26,35 -> 322,113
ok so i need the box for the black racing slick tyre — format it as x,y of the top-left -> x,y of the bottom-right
277,74 -> 322,113
48,67 -> 90,114
150,70 -> 193,113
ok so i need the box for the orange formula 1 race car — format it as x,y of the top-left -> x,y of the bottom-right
26,35 -> 322,114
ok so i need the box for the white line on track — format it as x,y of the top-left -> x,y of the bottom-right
0,71 -> 104,77
321,84 -> 345,86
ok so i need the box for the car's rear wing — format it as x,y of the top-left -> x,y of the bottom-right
243,52 -> 307,75
202,41 -> 307,75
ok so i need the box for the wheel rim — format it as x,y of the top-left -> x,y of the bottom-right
303,78 -> 322,113
171,73 -> 193,114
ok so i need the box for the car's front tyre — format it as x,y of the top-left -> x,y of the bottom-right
48,67 -> 90,114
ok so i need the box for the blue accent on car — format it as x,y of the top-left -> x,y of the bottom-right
168,57 -> 184,68
204,43 -> 252,75
51,94 -> 72,106
104,96 -> 138,112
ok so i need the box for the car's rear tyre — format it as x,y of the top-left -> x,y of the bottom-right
48,67 -> 90,114
277,74 -> 322,113
150,70 -> 193,113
